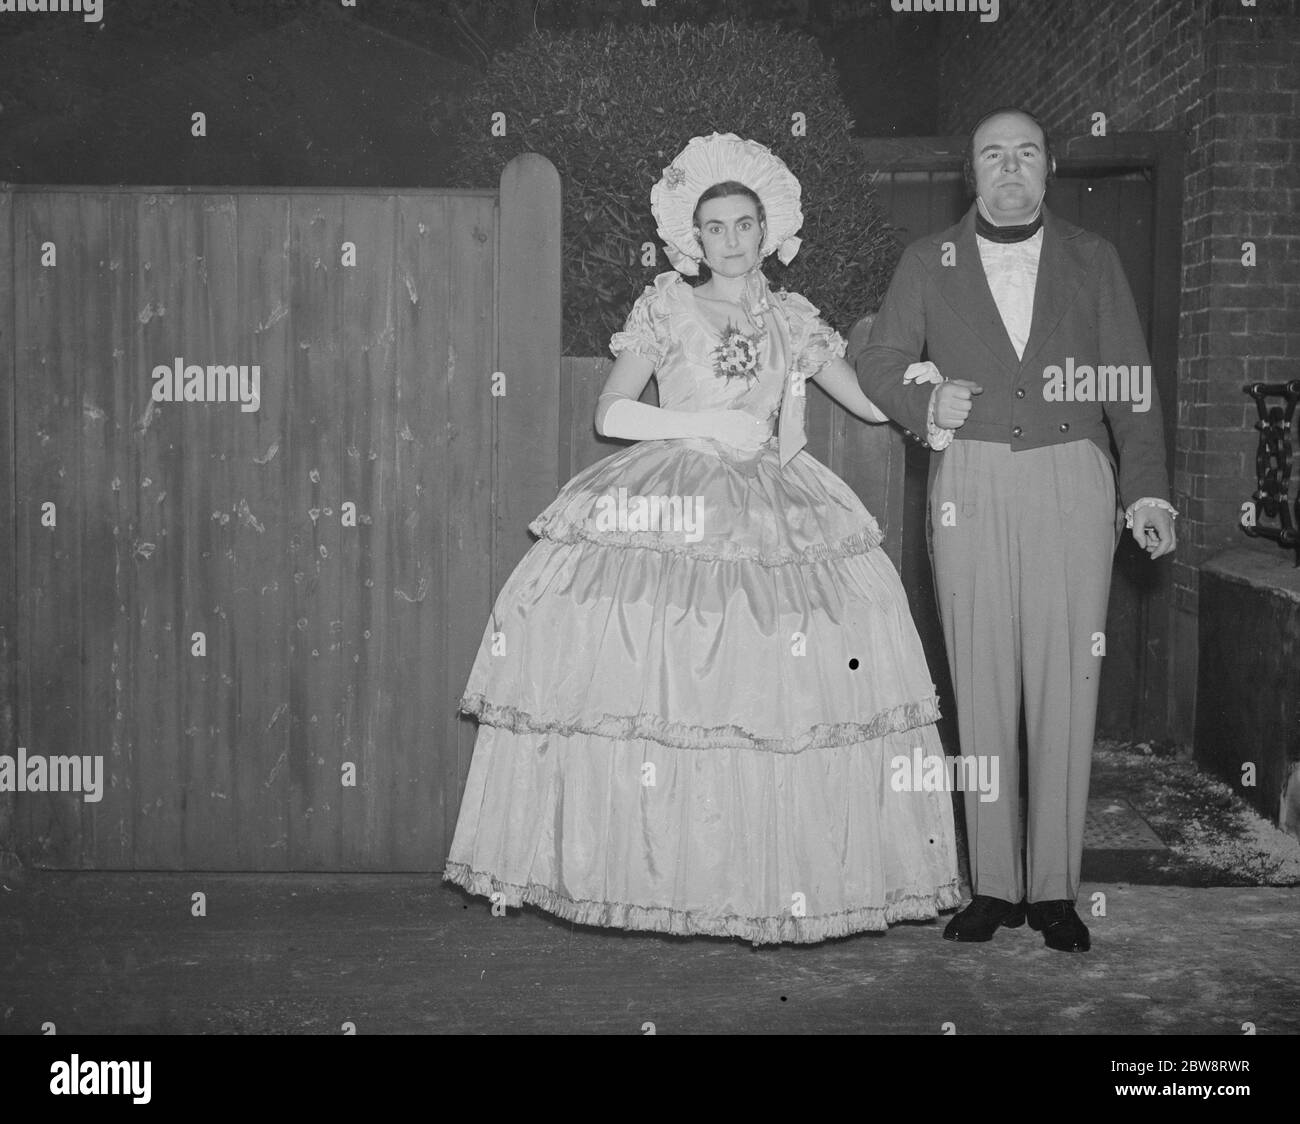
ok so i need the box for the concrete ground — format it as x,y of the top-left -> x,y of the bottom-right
5,751 -> 1297,1036
1,871 -> 1296,1034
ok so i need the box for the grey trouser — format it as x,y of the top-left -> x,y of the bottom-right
929,438 -> 1117,903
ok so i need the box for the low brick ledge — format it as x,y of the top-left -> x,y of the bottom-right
1201,546 -> 1300,605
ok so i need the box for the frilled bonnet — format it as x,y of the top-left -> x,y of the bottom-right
651,133 -> 803,276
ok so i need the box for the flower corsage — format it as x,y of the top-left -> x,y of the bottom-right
712,322 -> 761,385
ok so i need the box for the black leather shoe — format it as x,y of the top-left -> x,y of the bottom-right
1027,899 -> 1091,952
942,895 -> 1027,942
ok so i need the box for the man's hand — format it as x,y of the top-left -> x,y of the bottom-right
933,379 -> 983,429
1131,506 -> 1176,559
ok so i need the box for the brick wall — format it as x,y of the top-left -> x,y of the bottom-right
930,0 -> 1300,738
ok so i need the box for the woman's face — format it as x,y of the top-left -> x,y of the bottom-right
694,195 -> 764,277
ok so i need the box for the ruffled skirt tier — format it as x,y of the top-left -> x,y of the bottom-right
443,438 -> 961,945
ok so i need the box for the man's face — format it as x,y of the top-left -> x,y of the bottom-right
695,196 -> 764,277
971,112 -> 1050,224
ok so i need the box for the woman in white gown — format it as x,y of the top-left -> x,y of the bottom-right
443,133 -> 961,945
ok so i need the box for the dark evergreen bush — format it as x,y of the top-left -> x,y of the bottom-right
450,20 -> 901,356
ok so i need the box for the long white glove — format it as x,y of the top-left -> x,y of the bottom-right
597,392 -> 767,454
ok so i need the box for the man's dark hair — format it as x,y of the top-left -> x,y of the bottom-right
961,106 -> 1057,195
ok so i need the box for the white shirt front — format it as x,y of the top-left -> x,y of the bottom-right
976,228 -> 1043,361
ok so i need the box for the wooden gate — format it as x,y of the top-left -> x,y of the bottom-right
0,155 -> 561,871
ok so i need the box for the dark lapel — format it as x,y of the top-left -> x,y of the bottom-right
932,203 -> 1021,370
1018,207 -> 1089,372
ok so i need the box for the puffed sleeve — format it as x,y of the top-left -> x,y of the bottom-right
608,272 -> 676,366
777,290 -> 847,376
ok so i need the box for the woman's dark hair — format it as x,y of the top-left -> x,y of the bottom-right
691,181 -> 766,284
692,180 -> 766,227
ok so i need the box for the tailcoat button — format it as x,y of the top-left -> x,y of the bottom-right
1015,388 -> 1026,399
1012,425 -> 1023,438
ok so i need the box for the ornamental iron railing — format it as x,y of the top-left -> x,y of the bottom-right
1241,379 -> 1300,565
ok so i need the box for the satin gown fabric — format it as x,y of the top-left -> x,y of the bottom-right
443,271 -> 961,945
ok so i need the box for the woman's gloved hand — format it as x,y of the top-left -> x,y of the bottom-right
703,408 -> 769,455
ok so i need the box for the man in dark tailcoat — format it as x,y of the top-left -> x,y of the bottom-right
856,107 -> 1177,952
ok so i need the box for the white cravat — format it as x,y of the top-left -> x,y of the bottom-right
976,228 -> 1043,360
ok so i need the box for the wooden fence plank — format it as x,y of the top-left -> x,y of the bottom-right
560,356 -> 658,480
172,194 -> 239,869
78,193 -> 133,867
844,314 -> 907,569
390,193 -> 450,870
803,364 -> 834,469
132,193 -> 189,867
439,197 -> 499,862
287,195 -> 347,870
444,195 -> 497,867
338,193 -> 398,870
17,193 -> 86,867
102,193 -> 142,868
231,194 -> 293,869
494,155 -> 561,593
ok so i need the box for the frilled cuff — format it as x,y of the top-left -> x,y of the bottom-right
925,384 -> 954,451
1124,497 -> 1177,528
